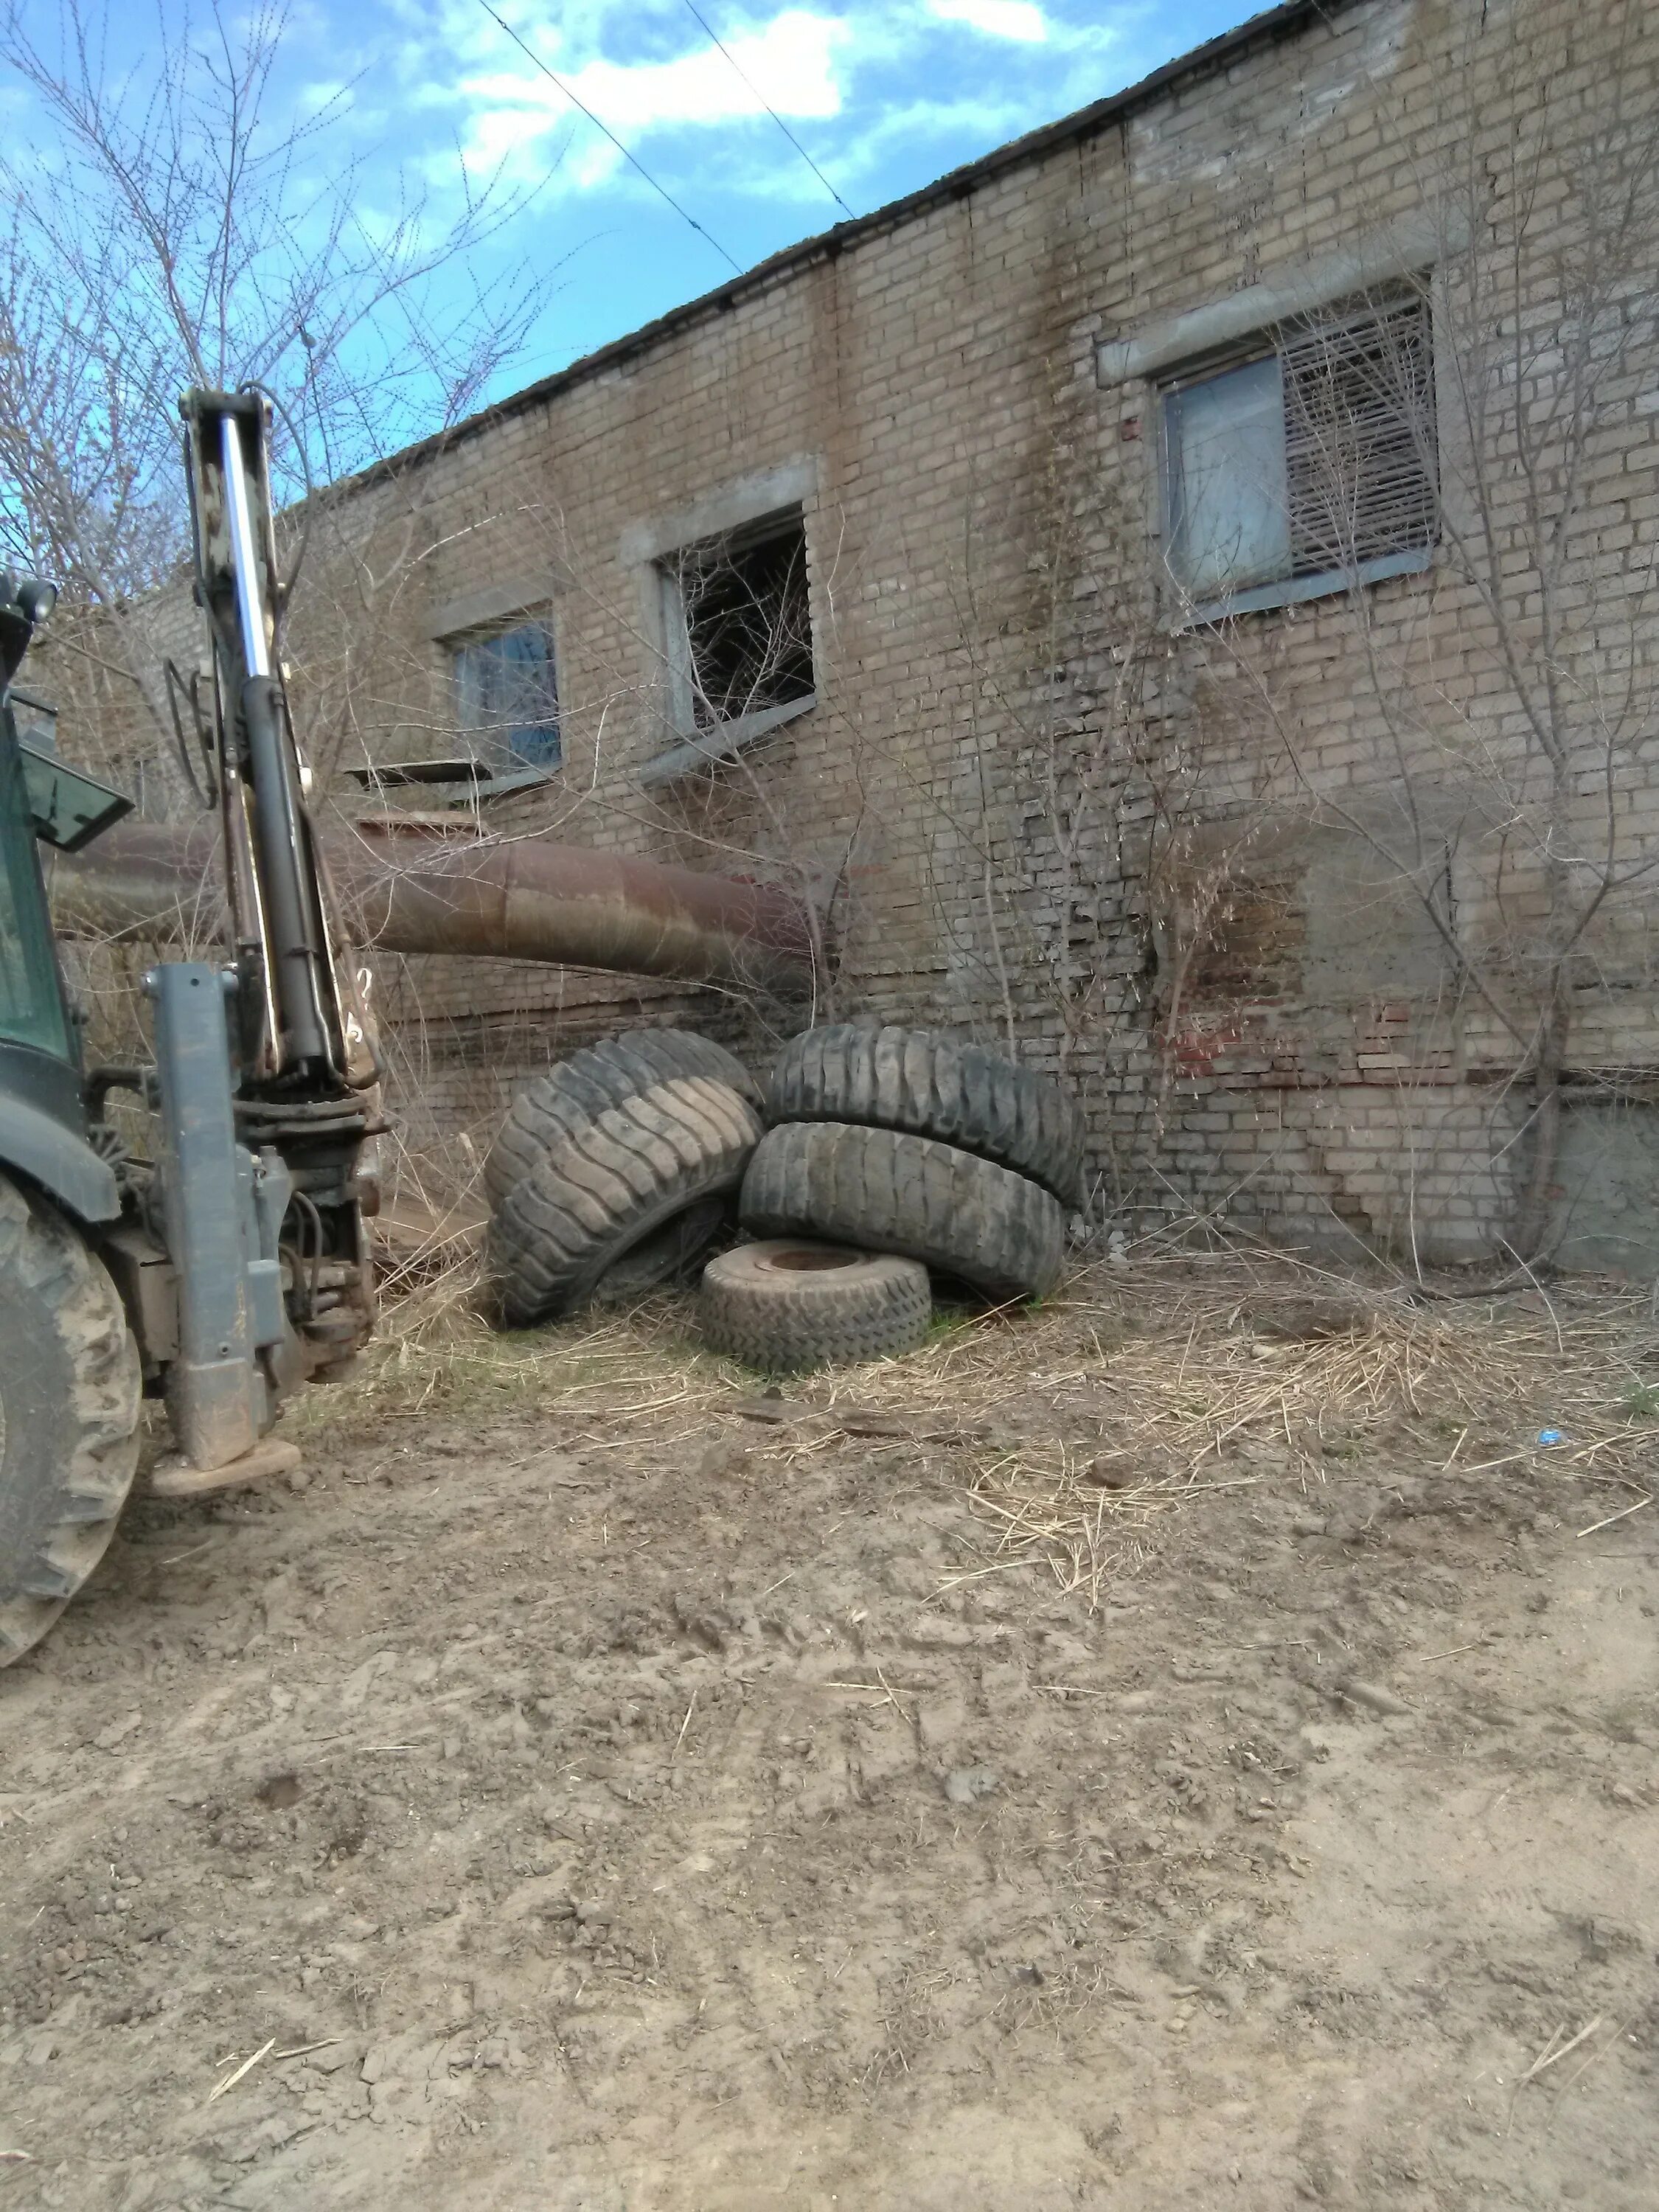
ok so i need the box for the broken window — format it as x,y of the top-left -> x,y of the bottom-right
675,512 -> 813,728
452,620 -> 561,771
1161,291 -> 1437,616
643,509 -> 814,785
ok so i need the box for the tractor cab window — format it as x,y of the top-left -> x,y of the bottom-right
0,719 -> 72,1059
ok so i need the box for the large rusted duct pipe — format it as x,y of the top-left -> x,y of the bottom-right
49,818 -> 815,994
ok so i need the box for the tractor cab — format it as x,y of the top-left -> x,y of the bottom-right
0,577 -> 131,1210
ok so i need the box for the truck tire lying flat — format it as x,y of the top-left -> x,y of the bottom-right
766,1024 -> 1085,1204
700,1241 -> 932,1373
485,1031 -> 760,1208
740,1121 -> 1065,1304
490,1076 -> 765,1326
0,1172 -> 142,1667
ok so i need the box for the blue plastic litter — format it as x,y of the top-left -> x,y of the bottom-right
1537,1428 -> 1566,1447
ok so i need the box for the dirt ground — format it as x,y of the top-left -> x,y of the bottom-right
1,1253 -> 1657,2211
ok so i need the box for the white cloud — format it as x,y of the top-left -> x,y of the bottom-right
823,87 -> 1040,187
405,0 -> 1127,213
568,10 -> 846,130
457,8 -> 848,181
928,0 -> 1048,43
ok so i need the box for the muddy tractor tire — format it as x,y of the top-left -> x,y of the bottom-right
765,1024 -> 1085,1205
700,1239 -> 932,1373
740,1121 -> 1065,1304
0,1172 -> 142,1667
489,1070 -> 765,1326
484,1031 -> 761,1208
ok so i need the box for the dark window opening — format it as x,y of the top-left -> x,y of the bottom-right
671,511 -> 813,731
453,620 -> 560,769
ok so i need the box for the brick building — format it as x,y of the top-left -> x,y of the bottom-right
72,0 -> 1659,1269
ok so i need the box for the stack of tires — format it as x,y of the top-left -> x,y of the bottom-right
482,1021 -> 1083,1380
700,1025 -> 1083,1375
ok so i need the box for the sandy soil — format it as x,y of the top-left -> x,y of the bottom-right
1,1259 -> 1656,2211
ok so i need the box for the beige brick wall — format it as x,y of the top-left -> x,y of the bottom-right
68,0 -> 1659,1268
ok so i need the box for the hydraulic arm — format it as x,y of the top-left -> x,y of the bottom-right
173,392 -> 383,1413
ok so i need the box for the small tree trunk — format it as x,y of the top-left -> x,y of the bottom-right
1509,961 -> 1569,1262
1510,737 -> 1577,1263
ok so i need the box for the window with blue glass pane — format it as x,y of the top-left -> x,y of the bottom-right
453,622 -> 560,770
1164,355 -> 1290,602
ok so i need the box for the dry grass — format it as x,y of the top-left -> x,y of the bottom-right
293,1238 -> 1659,1607
928,1257 -> 1655,1604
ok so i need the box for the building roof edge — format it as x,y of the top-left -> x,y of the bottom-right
334,0 -> 1346,498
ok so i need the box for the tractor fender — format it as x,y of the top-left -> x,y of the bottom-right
0,1094 -> 120,1225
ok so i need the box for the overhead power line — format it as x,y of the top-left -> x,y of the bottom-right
677,0 -> 857,223
475,0 -> 743,276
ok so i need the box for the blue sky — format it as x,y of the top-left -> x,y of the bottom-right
293,0 -> 1256,386
5,0 -> 1259,448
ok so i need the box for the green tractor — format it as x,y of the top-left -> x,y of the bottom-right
0,391 -> 382,1665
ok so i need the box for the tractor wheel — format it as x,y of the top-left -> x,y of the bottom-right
699,1240 -> 932,1373
0,1172 -> 142,1666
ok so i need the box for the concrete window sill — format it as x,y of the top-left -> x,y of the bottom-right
1166,546 -> 1433,630
345,761 -> 558,805
639,693 -> 815,789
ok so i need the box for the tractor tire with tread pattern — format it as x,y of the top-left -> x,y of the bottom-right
740,1121 -> 1065,1304
490,1074 -> 764,1326
484,1030 -> 761,1208
0,1172 -> 142,1667
765,1023 -> 1085,1204
700,1240 -> 931,1374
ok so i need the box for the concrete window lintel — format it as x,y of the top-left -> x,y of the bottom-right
619,456 -> 819,568
1096,207 -> 1471,388
427,578 -> 554,643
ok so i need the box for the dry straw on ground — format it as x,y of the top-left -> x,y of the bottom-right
305,1230 -> 1658,1610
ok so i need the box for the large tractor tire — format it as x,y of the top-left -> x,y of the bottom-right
0,1173 -> 142,1666
700,1240 -> 931,1374
490,1076 -> 764,1326
765,1024 -> 1085,1204
740,1121 -> 1065,1304
484,1031 -> 761,1208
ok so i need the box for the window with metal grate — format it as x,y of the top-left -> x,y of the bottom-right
1161,288 -> 1438,619
1281,293 -> 1438,580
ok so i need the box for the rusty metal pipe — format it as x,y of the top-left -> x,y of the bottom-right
50,819 -> 814,994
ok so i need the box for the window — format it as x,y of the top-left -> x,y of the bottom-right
675,512 -> 813,727
452,621 -> 560,771
0,716 -> 72,1058
1161,291 -> 1437,619
642,509 -> 814,785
